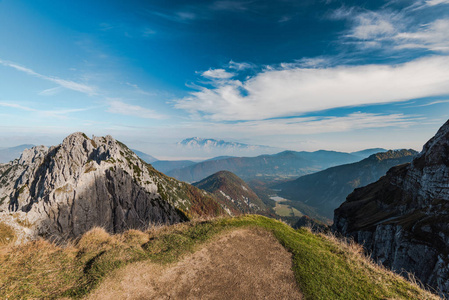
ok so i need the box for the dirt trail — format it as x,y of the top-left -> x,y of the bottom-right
88,228 -> 303,299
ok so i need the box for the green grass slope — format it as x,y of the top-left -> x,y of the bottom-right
0,215 -> 438,299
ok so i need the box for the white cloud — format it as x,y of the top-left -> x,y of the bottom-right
0,59 -> 96,95
425,0 -> 449,6
201,68 -> 235,79
107,100 -> 166,119
176,56 -> 449,121
394,19 -> 449,52
335,6 -> 449,53
347,11 -> 398,40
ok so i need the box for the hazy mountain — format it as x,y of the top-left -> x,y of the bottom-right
0,133 -> 224,240
179,137 -> 273,151
0,144 -> 35,163
193,170 -> 266,215
131,149 -> 158,163
334,119 -> 449,296
152,160 -> 196,174
276,149 -> 417,219
176,137 -> 282,159
167,150 -> 362,183
350,148 -> 387,158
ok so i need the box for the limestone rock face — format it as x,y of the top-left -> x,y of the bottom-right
0,133 -> 223,241
334,119 -> 449,296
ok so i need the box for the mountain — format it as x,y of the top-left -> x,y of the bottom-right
350,148 -> 387,158
0,144 -> 35,163
167,150 -> 362,183
193,171 -> 266,215
276,149 -> 417,219
131,149 -> 158,163
152,160 -> 197,174
334,119 -> 449,297
0,133 -> 224,241
176,137 -> 282,159
179,137 -> 273,151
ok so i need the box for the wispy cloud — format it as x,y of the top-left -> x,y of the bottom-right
0,101 -> 93,119
107,100 -> 167,119
405,99 -> 449,107
424,0 -> 449,6
394,19 -> 449,52
211,1 -> 249,12
333,5 -> 449,53
228,60 -> 254,70
180,112 -> 419,137
176,56 -> 449,121
39,86 -> 64,96
0,59 -> 96,95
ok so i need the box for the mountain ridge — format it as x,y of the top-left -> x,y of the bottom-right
0,132 -> 225,241
334,119 -> 449,297
276,149 -> 417,219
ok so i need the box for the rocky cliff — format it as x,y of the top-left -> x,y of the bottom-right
0,133 -> 223,241
334,120 -> 449,296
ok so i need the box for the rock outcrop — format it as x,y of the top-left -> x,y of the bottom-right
334,120 -> 449,296
0,133 -> 223,241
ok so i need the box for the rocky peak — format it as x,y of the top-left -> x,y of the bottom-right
413,119 -> 449,169
0,132 -> 224,242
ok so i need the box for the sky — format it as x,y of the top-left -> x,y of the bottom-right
0,0 -> 448,159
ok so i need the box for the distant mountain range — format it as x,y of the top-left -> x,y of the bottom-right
175,137 -> 282,159
0,144 -> 35,163
276,149 -> 417,219
179,137 -> 275,151
167,149 -> 378,183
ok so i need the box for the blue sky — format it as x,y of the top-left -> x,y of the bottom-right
0,0 -> 449,159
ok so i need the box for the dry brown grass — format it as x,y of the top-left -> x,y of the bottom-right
0,222 -> 16,246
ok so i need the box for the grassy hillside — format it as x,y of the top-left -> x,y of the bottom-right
0,215 -> 438,299
193,170 -> 267,214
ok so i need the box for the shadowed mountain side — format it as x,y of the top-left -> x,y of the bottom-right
334,119 -> 449,297
276,149 -> 417,219
38,168 -> 186,240
168,150 -> 362,183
